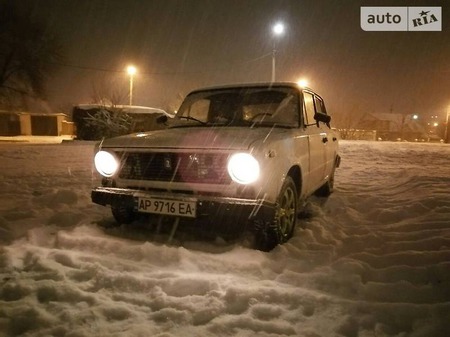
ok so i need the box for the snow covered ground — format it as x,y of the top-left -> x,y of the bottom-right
0,135 -> 74,144
0,140 -> 449,337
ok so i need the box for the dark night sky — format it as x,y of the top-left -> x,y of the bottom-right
21,0 -> 450,119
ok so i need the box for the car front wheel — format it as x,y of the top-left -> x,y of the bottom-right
111,206 -> 136,225
255,176 -> 298,251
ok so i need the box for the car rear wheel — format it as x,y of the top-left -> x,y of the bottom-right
255,176 -> 298,251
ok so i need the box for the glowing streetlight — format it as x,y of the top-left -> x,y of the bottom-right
297,79 -> 308,88
127,65 -> 137,106
412,114 -> 419,120
271,22 -> 285,82
273,23 -> 285,35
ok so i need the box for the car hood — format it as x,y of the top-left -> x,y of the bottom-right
100,127 -> 287,150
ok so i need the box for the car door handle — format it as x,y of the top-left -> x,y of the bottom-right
322,137 -> 328,143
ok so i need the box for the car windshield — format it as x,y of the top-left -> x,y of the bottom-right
170,86 -> 300,128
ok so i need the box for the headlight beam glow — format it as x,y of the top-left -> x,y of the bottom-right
227,153 -> 260,184
94,151 -> 119,177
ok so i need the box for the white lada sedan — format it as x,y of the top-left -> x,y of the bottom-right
92,83 -> 340,250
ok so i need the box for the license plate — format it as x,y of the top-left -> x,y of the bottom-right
136,197 -> 197,218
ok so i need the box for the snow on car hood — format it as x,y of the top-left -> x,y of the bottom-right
100,127 -> 287,150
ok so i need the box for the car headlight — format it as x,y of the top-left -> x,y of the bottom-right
227,153 -> 260,184
94,150 -> 119,177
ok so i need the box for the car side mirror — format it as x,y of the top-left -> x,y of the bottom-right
314,112 -> 331,127
156,115 -> 168,124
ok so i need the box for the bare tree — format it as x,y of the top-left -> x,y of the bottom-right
90,78 -> 127,106
84,107 -> 133,139
0,2 -> 63,108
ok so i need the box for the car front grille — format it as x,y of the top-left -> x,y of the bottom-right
118,152 -> 231,184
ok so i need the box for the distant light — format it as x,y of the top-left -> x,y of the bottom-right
272,22 -> 285,36
127,65 -> 137,76
433,122 -> 439,127
412,114 -> 418,120
297,79 -> 308,88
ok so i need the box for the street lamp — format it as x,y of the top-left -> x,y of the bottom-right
271,22 -> 285,82
297,78 -> 308,88
127,65 -> 137,106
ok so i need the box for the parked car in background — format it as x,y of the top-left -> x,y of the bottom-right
91,83 -> 340,250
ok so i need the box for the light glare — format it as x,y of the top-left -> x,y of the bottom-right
297,79 -> 308,88
95,151 -> 119,177
127,65 -> 137,76
273,22 -> 285,36
227,153 -> 260,184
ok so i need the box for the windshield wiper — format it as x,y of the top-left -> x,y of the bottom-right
177,116 -> 207,125
250,122 -> 294,129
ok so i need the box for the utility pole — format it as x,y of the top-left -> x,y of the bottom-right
127,65 -> 137,106
271,48 -> 276,83
271,22 -> 285,83
445,106 -> 450,143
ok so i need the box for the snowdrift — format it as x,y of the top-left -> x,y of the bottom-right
0,140 -> 449,336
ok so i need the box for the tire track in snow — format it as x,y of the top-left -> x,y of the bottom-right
311,142 -> 450,306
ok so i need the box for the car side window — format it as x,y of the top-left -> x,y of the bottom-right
303,92 -> 316,126
188,99 -> 210,121
314,96 -> 326,115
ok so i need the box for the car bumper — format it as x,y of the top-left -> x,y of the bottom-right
91,187 -> 276,223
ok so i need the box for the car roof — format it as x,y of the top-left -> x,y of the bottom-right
190,82 -> 301,91
187,82 -> 319,97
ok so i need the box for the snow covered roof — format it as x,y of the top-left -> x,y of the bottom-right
0,110 -> 67,117
74,104 -> 172,117
188,82 -> 315,94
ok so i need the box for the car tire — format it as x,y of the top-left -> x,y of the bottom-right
111,206 -> 136,225
255,176 -> 298,251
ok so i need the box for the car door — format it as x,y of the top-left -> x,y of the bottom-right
302,91 -> 327,193
313,95 -> 336,179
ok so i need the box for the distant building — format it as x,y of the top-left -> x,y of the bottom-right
337,128 -> 377,141
0,110 -> 73,137
357,113 -> 429,141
